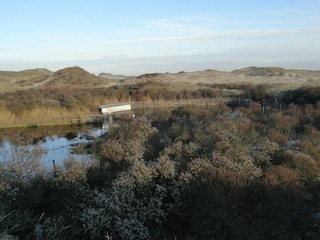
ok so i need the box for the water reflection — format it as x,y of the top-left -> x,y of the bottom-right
0,124 -> 105,168
39,133 -> 95,167
101,110 -> 134,130
0,111 -> 134,168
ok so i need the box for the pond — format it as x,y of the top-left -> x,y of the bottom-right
0,109 -> 169,169
0,123 -> 106,169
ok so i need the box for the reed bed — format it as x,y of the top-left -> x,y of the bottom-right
0,107 -> 100,129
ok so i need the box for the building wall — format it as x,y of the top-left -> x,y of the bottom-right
100,104 -> 131,114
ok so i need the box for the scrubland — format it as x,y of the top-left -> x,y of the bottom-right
0,66 -> 320,239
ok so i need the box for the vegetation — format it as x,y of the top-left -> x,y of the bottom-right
1,65 -> 320,128
1,66 -> 320,239
1,97 -> 320,239
0,80 -> 226,128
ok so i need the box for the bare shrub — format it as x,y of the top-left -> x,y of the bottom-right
0,143 -> 45,184
272,112 -> 299,139
53,156 -> 95,184
264,166 -> 303,189
268,128 -> 289,145
291,153 -> 319,182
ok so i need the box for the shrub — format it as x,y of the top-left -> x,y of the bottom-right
161,141 -> 200,172
291,153 -> 319,182
0,206 -> 37,239
264,166 -> 302,189
33,215 -> 70,240
245,84 -> 271,101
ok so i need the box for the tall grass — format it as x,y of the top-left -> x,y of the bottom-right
0,108 -> 16,127
0,107 -> 96,128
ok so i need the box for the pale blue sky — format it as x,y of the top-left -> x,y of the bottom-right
1,0 -> 319,75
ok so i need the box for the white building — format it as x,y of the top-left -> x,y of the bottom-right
99,103 -> 131,114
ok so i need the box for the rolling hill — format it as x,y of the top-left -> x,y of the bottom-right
43,66 -> 112,88
0,66 -> 320,94
0,66 -> 114,92
0,68 -> 52,83
123,67 -> 320,85
98,72 -> 129,81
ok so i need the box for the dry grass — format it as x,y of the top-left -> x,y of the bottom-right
0,108 -> 16,127
1,65 -> 320,128
123,67 -> 320,94
0,68 -> 53,92
1,66 -> 320,94
0,67 -> 115,93
0,106 -> 95,128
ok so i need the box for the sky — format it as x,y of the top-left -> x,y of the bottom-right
1,0 -> 319,75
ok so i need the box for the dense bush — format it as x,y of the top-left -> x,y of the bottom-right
0,82 -> 226,121
244,84 -> 271,101
1,103 -> 320,239
283,86 -> 320,105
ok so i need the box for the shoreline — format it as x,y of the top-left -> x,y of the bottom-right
0,98 -> 231,129
0,114 -> 104,130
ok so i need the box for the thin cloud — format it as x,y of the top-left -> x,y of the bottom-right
0,47 -> 10,51
1,2 -> 319,75
86,26 -> 320,46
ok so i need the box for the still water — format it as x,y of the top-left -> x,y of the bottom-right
37,128 -> 105,167
0,109 -> 157,168
0,124 -> 106,168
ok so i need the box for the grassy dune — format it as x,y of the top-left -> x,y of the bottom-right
1,66 -> 320,128
0,67 -> 115,93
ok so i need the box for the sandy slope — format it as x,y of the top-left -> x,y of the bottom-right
0,66 -> 319,93
123,68 -> 320,86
